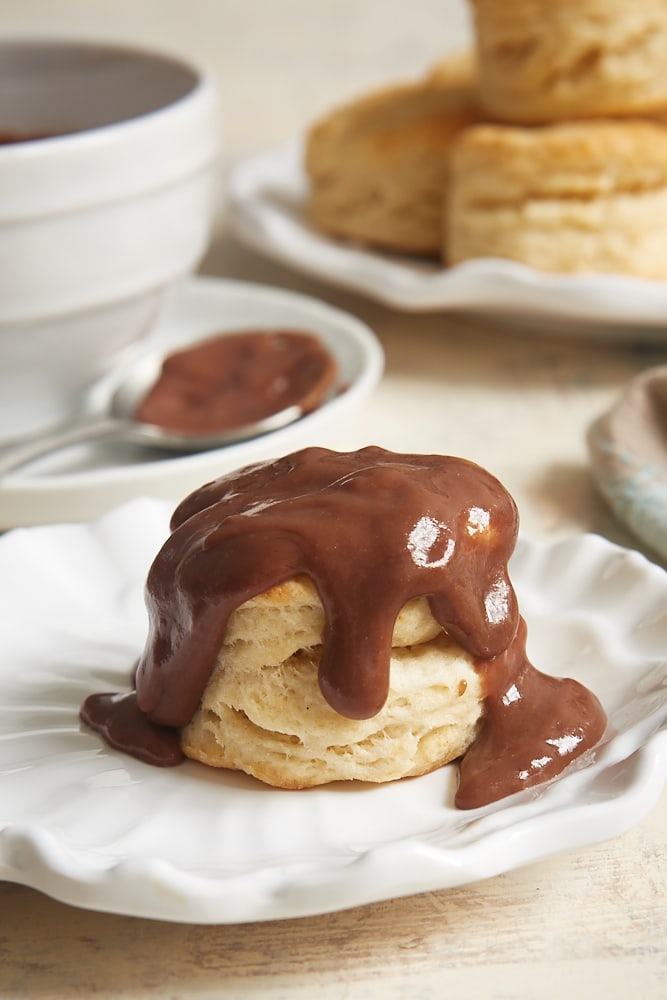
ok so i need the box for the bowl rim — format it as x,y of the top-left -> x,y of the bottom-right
0,36 -> 220,218
0,34 -> 214,145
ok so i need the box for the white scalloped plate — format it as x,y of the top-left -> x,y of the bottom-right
1,498 -> 666,923
228,141 -> 667,335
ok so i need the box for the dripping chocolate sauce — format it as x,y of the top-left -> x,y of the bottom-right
81,446 -> 607,809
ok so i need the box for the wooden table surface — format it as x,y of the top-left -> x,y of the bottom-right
0,2 -> 665,997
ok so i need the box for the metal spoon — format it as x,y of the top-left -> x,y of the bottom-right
0,349 -> 304,478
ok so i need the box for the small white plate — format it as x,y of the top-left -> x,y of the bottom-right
229,141 -> 667,335
0,497 -> 665,924
0,275 -> 383,529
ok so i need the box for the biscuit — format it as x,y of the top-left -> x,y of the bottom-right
446,120 -> 667,277
181,576 -> 484,788
470,0 -> 667,123
304,52 -> 479,256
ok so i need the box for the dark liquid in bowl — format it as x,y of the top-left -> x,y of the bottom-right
0,129 -> 55,144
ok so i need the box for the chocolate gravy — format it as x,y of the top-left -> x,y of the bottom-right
0,130 -> 53,144
133,329 -> 337,435
81,446 -> 607,808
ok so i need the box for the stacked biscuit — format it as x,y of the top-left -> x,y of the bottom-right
183,577 -> 484,787
305,0 -> 667,277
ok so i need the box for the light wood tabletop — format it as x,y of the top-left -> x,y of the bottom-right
0,2 -> 665,997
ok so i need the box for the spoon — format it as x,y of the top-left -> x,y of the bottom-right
0,350 -> 304,479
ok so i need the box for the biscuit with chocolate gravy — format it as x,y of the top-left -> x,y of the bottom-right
470,0 -> 667,123
82,446 -> 607,809
181,577 -> 484,787
305,52 -> 479,256
446,120 -> 667,277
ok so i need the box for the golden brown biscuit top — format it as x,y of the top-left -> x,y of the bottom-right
305,51 -> 478,169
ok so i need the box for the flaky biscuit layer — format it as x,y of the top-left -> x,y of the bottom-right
181,577 -> 483,788
447,121 -> 667,277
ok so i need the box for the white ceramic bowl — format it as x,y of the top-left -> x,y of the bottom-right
0,39 -> 220,442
